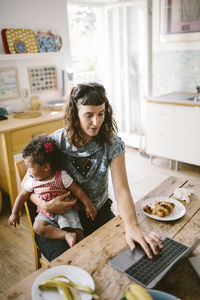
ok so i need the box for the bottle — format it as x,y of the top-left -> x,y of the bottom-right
22,88 -> 30,110
197,86 -> 200,101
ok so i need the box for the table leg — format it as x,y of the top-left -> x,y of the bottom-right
175,160 -> 179,171
169,159 -> 173,170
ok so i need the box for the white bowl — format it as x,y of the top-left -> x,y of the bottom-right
44,100 -> 65,110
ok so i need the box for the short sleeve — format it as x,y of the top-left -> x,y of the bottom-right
49,128 -> 68,151
61,170 -> 73,188
107,135 -> 125,162
24,176 -> 34,192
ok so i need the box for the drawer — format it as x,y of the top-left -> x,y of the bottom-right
147,102 -> 174,115
11,120 -> 63,152
147,114 -> 175,133
146,131 -> 176,159
147,103 -> 175,133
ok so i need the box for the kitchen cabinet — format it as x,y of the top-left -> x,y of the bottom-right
146,96 -> 200,167
0,109 -> 64,208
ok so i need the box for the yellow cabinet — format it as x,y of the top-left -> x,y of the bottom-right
0,110 -> 64,207
11,121 -> 62,153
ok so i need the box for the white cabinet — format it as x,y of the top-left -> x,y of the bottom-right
146,102 -> 200,166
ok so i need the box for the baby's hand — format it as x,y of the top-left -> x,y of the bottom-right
86,204 -> 97,221
8,214 -> 20,227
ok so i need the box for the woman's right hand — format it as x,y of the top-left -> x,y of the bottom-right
30,191 -> 77,214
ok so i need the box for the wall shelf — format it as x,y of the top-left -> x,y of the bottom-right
0,51 -> 63,61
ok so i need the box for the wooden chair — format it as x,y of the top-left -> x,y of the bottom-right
15,159 -> 47,270
0,190 -> 2,213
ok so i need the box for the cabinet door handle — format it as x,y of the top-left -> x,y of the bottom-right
32,132 -> 45,139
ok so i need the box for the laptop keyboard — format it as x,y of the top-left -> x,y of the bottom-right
125,238 -> 188,286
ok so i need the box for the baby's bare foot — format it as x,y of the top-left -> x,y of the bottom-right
64,231 -> 77,247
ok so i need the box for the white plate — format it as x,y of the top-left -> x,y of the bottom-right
44,100 -> 64,110
142,197 -> 186,221
32,265 -> 95,300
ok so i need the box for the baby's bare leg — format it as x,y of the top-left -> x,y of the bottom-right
63,228 -> 85,246
33,221 -> 77,247
74,228 -> 85,242
64,231 -> 77,247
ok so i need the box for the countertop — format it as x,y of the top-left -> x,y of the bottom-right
147,92 -> 200,107
0,109 -> 64,133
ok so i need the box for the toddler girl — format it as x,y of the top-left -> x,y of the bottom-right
8,135 -> 96,247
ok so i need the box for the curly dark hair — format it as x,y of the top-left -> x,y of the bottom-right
64,82 -> 118,147
22,135 -> 64,172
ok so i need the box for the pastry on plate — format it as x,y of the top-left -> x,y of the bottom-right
143,201 -> 175,217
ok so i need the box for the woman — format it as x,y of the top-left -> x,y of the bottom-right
30,82 -> 162,261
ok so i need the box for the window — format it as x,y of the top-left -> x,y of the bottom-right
105,1 -> 149,147
67,4 -> 105,84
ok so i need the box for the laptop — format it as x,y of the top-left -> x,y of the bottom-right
109,233 -> 200,289
188,255 -> 200,278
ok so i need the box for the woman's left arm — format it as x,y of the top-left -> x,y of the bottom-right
110,153 -> 162,259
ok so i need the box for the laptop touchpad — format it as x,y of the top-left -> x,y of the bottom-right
110,247 -> 144,271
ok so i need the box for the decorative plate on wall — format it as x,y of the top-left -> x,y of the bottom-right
5,28 -> 39,54
1,28 -> 10,53
37,36 -> 57,52
36,32 -> 57,52
36,31 -> 62,51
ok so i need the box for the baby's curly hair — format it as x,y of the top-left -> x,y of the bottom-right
22,135 -> 64,172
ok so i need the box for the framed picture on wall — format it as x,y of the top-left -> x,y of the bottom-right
160,0 -> 200,42
0,67 -> 20,100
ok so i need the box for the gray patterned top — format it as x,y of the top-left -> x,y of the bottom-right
50,128 -> 125,210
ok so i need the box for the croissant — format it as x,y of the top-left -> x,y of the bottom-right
143,201 -> 175,218
143,205 -> 155,215
155,201 -> 175,217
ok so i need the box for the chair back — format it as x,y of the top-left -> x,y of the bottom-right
15,159 -> 45,270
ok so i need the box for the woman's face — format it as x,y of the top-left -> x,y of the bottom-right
77,103 -> 105,142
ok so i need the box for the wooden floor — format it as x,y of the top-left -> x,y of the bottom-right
1,147 -> 200,295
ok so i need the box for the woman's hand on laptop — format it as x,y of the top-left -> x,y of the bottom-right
125,225 -> 163,259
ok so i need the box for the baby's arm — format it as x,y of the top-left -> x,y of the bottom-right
68,182 -> 97,220
8,188 -> 31,227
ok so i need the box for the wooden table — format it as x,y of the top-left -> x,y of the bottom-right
1,176 -> 200,300
0,109 -> 64,208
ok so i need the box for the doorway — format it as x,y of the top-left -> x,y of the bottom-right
67,0 -> 150,148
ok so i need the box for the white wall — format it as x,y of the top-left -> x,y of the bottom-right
0,0 -> 72,112
152,0 -> 200,95
152,0 -> 200,52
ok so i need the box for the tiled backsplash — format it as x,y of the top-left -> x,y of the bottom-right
153,50 -> 200,96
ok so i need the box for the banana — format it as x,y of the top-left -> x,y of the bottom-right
128,284 -> 153,300
67,286 -> 80,300
39,279 -> 73,300
52,275 -> 99,299
39,275 -> 99,300
124,290 -> 138,300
